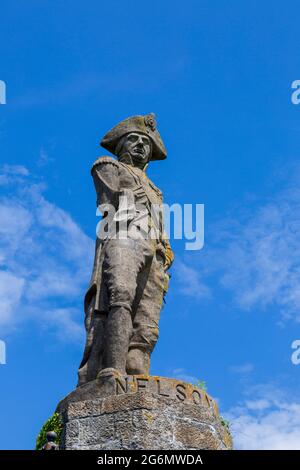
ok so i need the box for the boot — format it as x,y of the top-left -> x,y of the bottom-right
126,347 -> 150,375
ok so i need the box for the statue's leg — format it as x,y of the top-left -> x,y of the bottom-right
126,250 -> 166,375
78,284 -> 109,386
103,305 -> 133,374
85,311 -> 107,382
102,239 -> 145,374
77,295 -> 96,386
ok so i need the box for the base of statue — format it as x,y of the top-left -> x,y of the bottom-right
56,371 -> 232,450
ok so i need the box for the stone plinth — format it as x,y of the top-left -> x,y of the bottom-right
56,374 -> 232,450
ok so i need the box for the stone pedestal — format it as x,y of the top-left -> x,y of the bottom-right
56,374 -> 232,450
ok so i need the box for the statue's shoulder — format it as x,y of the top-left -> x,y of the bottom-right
91,156 -> 120,174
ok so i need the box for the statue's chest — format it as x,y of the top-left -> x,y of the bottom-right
119,166 -> 163,206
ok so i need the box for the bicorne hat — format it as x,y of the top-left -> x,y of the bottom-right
100,113 -> 167,161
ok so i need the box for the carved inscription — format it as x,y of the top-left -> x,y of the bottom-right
113,375 -> 217,414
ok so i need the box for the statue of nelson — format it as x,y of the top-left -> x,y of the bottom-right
78,113 -> 174,385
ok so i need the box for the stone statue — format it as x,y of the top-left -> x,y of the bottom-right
56,114 -> 232,451
78,114 -> 174,385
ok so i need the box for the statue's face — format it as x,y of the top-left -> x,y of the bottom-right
121,132 -> 151,168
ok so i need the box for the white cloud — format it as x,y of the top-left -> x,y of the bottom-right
37,148 -> 53,167
181,169 -> 300,324
227,384 -> 300,449
220,188 -> 300,322
1,164 -> 29,176
244,398 -> 270,411
215,200 -> 300,315
0,165 -> 93,340
42,308 -> 84,342
174,259 -> 211,300
0,271 -> 25,326
0,165 -> 30,188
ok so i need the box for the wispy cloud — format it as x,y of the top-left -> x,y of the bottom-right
227,384 -> 300,449
0,164 -> 29,187
37,148 -> 54,167
229,363 -> 254,374
0,271 -> 25,326
179,165 -> 300,323
0,165 -> 93,341
173,259 -> 211,300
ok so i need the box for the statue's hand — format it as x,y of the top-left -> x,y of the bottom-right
164,248 -> 174,271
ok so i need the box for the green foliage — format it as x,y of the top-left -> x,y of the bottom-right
194,379 -> 207,391
35,412 -> 63,450
220,416 -> 231,432
193,379 -> 231,437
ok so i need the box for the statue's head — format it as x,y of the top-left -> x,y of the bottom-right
46,431 -> 57,442
100,113 -> 167,169
115,132 -> 152,169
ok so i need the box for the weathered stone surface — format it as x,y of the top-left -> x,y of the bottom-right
57,375 -> 232,450
57,372 -> 217,411
78,114 -> 174,386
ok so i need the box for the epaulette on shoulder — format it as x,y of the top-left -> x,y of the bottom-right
91,156 -> 119,173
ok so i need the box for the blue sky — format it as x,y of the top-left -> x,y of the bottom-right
1,0 -> 300,449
